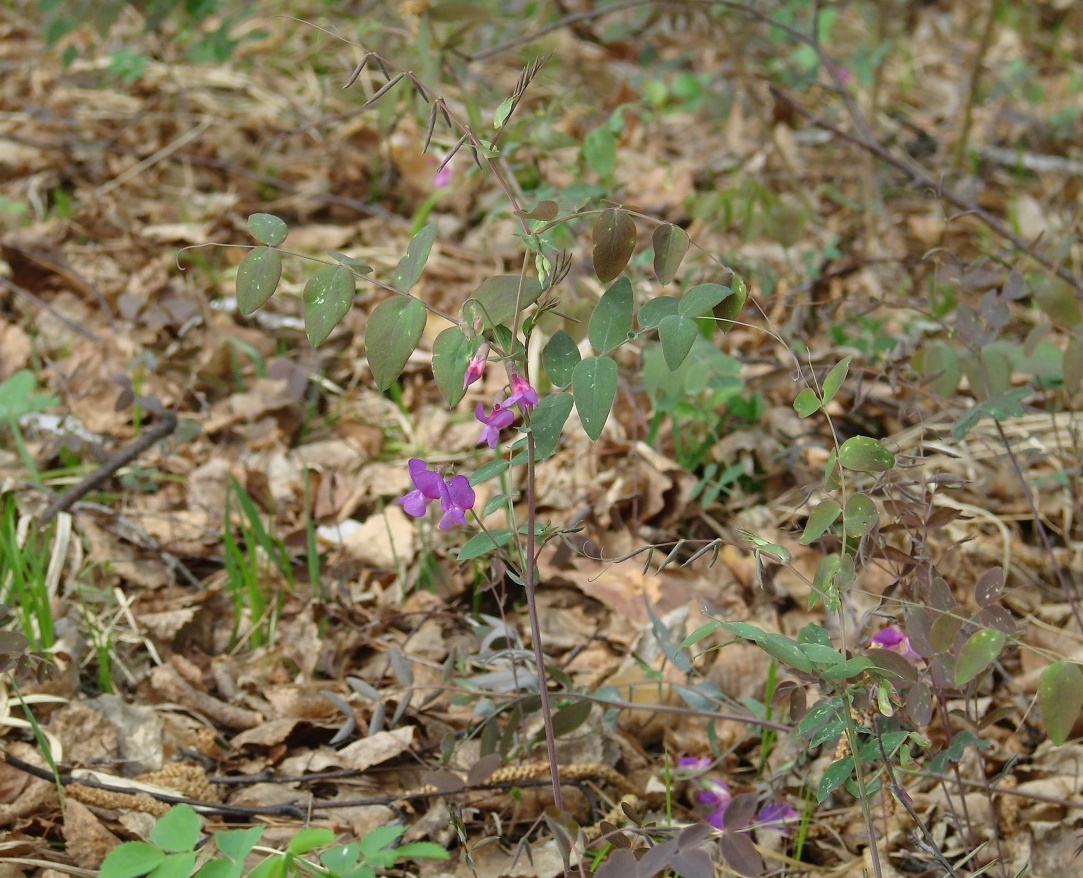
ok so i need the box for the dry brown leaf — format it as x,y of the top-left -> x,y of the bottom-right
62,799 -> 121,868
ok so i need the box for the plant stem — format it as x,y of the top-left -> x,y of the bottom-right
522,430 -> 564,810
952,0 -> 999,174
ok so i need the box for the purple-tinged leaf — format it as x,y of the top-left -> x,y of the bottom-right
593,208 -> 636,283
652,223 -> 689,285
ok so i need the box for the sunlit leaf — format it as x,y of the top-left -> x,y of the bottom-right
658,314 -> 698,370
303,265 -> 355,346
1038,661 -> 1083,745
247,213 -> 287,247
592,208 -> 636,283
718,274 -> 747,330
365,297 -> 426,390
799,499 -> 841,545
954,627 -> 1006,686
838,435 -> 895,473
588,277 -> 634,353
236,247 -> 281,315
843,493 -> 878,538
432,326 -> 472,406
652,223 -> 688,285
638,295 -> 679,330
793,388 -> 820,417
392,221 -> 438,292
679,283 -> 731,318
821,355 -> 851,406
542,330 -> 581,388
572,357 -> 617,442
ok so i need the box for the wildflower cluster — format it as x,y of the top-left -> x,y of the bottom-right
396,356 -> 538,529
676,757 -> 798,832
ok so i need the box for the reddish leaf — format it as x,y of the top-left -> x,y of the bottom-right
593,209 -> 636,283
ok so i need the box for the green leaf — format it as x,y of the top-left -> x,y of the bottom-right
818,756 -> 855,802
717,274 -> 747,330
838,436 -> 895,473
432,327 -> 472,406
303,265 -> 355,347
286,827 -> 336,855
658,314 -> 698,370
213,826 -> 263,863
588,277 -> 634,353
100,842 -> 166,878
469,459 -> 508,486
247,213 -> 287,247
954,627 -> 1007,686
236,247 -> 281,316
466,275 -> 544,329
246,856 -> 286,878
638,295 -> 679,330
571,356 -> 618,442
542,330 -> 581,388
652,223 -> 689,285
592,209 -> 636,283
0,371 -> 58,422
793,388 -> 820,417
810,554 -> 842,611
583,126 -> 615,177
760,632 -> 814,672
531,391 -> 574,459
148,853 -> 197,878
679,283 -> 731,318
493,96 -> 514,128
458,529 -> 514,562
150,805 -> 201,853
359,825 -> 407,859
393,841 -> 451,861
819,657 -> 875,680
821,356 -> 851,406
799,499 -> 841,545
548,699 -> 592,737
392,222 -> 437,293
365,297 -> 427,390
677,621 -> 722,651
844,493 -> 878,538
1038,661 -> 1083,745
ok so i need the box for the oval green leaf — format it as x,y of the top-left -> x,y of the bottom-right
638,295 -> 679,330
718,274 -> 747,330
392,221 -> 438,293
592,208 -> 636,283
571,356 -> 618,442
838,435 -> 895,473
658,313 -> 698,370
793,387 -> 820,417
954,627 -> 1006,686
679,283 -> 731,318
458,529 -> 514,562
432,326 -> 472,406
531,392 -> 575,459
821,355 -> 851,406
466,275 -> 544,329
236,247 -> 282,316
652,223 -> 689,285
365,297 -> 427,390
588,277 -> 634,353
818,756 -> 855,802
1038,660 -> 1083,745
303,265 -> 355,347
150,804 -> 201,852
247,213 -> 288,247
922,341 -> 961,398
99,842 -> 166,878
542,331 -> 580,389
844,493 -> 878,538
799,499 -> 841,545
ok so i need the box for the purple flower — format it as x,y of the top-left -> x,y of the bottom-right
475,401 -> 515,449
463,344 -> 489,389
697,779 -> 732,829
868,625 -> 919,660
505,369 -> 538,412
757,801 -> 799,833
397,459 -> 475,530
433,158 -> 453,189
677,756 -> 711,771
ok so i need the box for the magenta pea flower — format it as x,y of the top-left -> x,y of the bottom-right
397,459 -> 475,530
677,755 -> 711,771
463,344 -> 489,389
868,625 -> 919,660
505,368 -> 538,412
697,779 -> 732,829
757,801 -> 799,834
475,400 -> 515,448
